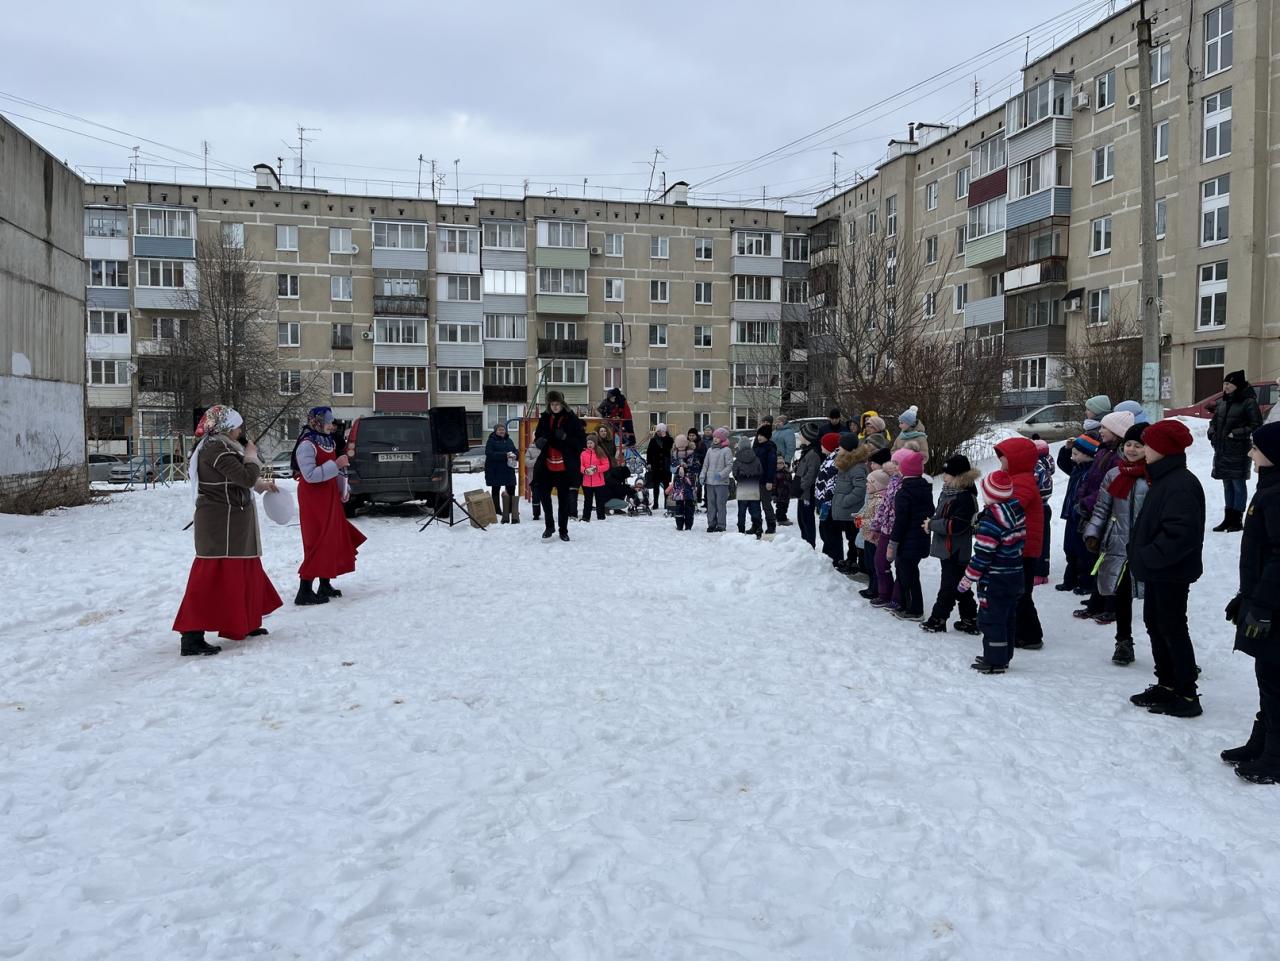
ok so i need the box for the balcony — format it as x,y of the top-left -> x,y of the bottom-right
965,231 -> 1007,269
964,294 -> 1006,329
1005,256 -> 1068,293
1006,187 -> 1072,231
536,337 -> 588,359
483,384 -> 528,403
373,294 -> 429,316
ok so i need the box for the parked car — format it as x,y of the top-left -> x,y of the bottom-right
267,450 -> 295,477
88,453 -> 122,482
1166,380 -> 1277,419
109,456 -> 157,484
451,445 -> 488,473
342,414 -> 449,517
996,403 -> 1080,443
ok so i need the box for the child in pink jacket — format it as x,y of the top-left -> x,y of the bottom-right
579,436 -> 610,522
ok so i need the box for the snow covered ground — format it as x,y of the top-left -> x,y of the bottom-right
3,420 -> 1278,960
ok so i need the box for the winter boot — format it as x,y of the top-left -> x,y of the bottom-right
500,491 -> 510,524
294,579 -> 329,606
1130,684 -> 1176,708
970,656 -> 1007,674
180,631 -> 221,656
509,492 -> 520,524
1054,582 -> 1075,592
1093,611 -> 1117,626
1221,716 -> 1266,765
1235,758 -> 1280,785
248,628 -> 269,637
858,586 -> 879,600
1148,693 -> 1203,718
674,518 -> 683,531
953,618 -> 980,636
318,578 -> 342,599
1111,638 -> 1135,665
1223,509 -> 1244,533
559,530 -> 570,542
1014,639 -> 1044,650
542,523 -> 555,540
920,617 -> 947,633
1212,511 -> 1231,532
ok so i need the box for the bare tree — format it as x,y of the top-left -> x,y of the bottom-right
1059,294 -> 1142,410
729,340 -> 784,427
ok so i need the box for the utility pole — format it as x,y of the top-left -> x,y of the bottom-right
832,151 -> 840,191
129,146 -> 140,180
453,159 -> 460,204
417,154 -> 425,198
201,140 -> 210,186
1135,0 -> 1163,421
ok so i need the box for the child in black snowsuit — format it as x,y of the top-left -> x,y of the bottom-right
922,454 -> 981,634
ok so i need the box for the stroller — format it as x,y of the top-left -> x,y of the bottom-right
602,462 -> 651,516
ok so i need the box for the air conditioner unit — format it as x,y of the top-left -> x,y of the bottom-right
360,330 -> 374,340
611,346 -> 624,355
1127,92 -> 1141,110
1065,296 -> 1083,312
589,246 -> 602,255
1073,92 -> 1091,111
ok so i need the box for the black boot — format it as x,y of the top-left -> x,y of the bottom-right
318,578 -> 342,598
1235,745 -> 1280,784
1221,716 -> 1266,765
543,524 -> 555,540
1223,509 -> 1244,533
559,529 -> 570,542
1130,684 -> 1176,708
1212,511 -> 1232,533
953,618 -> 980,636
180,631 -> 221,656
248,628 -> 269,637
1148,693 -> 1202,717
295,578 -> 329,605
1111,638 -> 1135,665
920,617 -> 947,633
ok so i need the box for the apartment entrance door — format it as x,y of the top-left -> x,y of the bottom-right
1193,345 -> 1225,401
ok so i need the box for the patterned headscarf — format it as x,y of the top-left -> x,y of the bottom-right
189,405 -> 244,504
301,406 -> 335,452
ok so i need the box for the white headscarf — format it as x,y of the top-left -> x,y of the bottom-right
189,406 -> 244,505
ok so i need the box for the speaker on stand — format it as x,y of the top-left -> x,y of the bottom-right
420,407 -> 485,532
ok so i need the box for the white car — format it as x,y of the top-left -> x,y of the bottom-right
1003,403 -> 1079,443
451,446 -> 488,473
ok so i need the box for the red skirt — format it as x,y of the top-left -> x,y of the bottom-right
297,479 -> 367,579
172,557 -> 283,640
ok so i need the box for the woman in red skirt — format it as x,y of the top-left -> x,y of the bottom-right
292,406 -> 366,605
173,405 -> 283,656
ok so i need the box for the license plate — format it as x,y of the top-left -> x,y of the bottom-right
378,452 -> 413,462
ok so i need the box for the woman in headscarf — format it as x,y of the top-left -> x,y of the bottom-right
172,405 -> 283,656
293,406 -> 367,604
484,422 -> 519,523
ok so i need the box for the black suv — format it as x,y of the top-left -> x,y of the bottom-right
343,414 -> 448,516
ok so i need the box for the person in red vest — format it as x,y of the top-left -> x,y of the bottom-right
994,437 -> 1048,651
292,406 -> 367,605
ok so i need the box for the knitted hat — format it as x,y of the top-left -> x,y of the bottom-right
943,454 -> 972,476
761,414 -> 775,425
1123,423 -> 1147,445
547,389 -> 565,405
1073,435 -> 1101,456
865,415 -> 886,434
899,406 -> 919,428
1224,370 -> 1249,391
1100,410 -> 1136,438
1033,439 -> 1050,455
674,434 -> 689,450
892,447 -> 925,477
981,470 -> 1015,502
1143,419 -> 1193,456
1113,400 -> 1150,425
864,433 -> 889,451
828,408 -> 842,420
839,432 -> 859,452
1083,418 -> 1102,432
867,469 -> 890,491
757,424 -> 773,440
712,427 -> 730,443
821,433 -> 841,453
1085,394 -> 1113,417
869,447 -> 893,466
800,422 -> 822,443
1251,422 -> 1280,466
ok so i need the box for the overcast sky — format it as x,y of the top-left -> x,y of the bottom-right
2,0 -> 1121,210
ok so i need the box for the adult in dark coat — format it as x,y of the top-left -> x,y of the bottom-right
484,423 -> 518,523
886,447 -> 934,619
819,408 -> 844,443
1127,419 -> 1206,717
1224,421 -> 1280,782
754,424 -> 779,534
645,424 -> 675,509
1209,369 -> 1263,532
533,390 -> 586,541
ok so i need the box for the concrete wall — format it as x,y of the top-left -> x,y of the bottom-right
0,117 -> 87,509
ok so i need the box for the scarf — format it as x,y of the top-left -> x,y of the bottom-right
1107,458 -> 1149,500
302,406 -> 336,452
189,405 -> 244,505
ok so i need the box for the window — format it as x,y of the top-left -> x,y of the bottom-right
649,324 -> 668,347
85,209 -> 126,237
886,254 -> 897,287
604,278 -> 624,302
923,292 -> 937,319
332,323 -> 353,349
966,197 -> 1006,240
437,323 -> 481,344
1095,70 -> 1115,110
483,222 -> 525,250
541,221 -> 587,248
537,267 -> 586,295
1088,288 -> 1111,326
956,225 -> 967,255
925,236 -> 939,265
694,325 -> 713,348
374,317 -> 425,344
1204,2 -> 1233,76
544,321 -> 578,340
331,275 -> 352,301
444,275 -> 481,301
868,210 -> 878,234
88,359 -> 129,385
736,232 -> 773,256
1151,44 -> 1172,86
972,134 -> 1006,178
1198,261 -> 1229,329
1092,143 -> 1115,184
1011,149 -> 1072,202
845,219 -> 857,245
221,222 -> 244,247
650,235 -> 669,259
376,366 -> 427,391
732,320 -> 779,345
1015,357 -> 1048,391
1196,346 -> 1225,369
988,274 -> 1004,298
545,359 -> 586,384
278,370 -> 302,395
333,371 -> 354,395
1155,120 -> 1170,162
87,259 -> 128,287
483,269 -> 526,295
784,236 -> 809,261
1007,77 -> 1071,131
925,182 -> 938,211
605,232 -> 624,257
484,360 -> 527,387
483,313 -> 527,340
603,322 -> 623,347
885,196 -> 898,237
486,403 -> 521,430
693,369 -> 712,392
1201,174 -> 1230,245
278,321 -> 300,347
735,276 -> 774,301
1203,89 -> 1232,161
956,167 -> 970,199
373,222 -> 427,250
151,316 -> 186,340
88,310 -> 128,335
134,207 -> 193,238
276,224 -> 298,251
695,281 -> 713,305
732,364 -> 779,388
1013,296 -> 1062,330
1156,198 -> 1167,239
329,227 -> 353,253
377,273 -> 420,297
436,368 -> 482,393
277,273 -> 300,298
439,227 -> 478,255
650,411 -> 670,431
1090,216 -> 1113,255
648,368 -> 668,391
136,259 -> 186,288
783,279 -> 808,304
649,280 -> 670,304
602,368 -> 623,391
954,283 -> 968,313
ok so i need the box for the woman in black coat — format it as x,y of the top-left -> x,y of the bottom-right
645,424 -> 675,510
1209,370 -> 1263,532
533,391 -> 586,541
484,423 -> 518,523
1223,422 -> 1280,783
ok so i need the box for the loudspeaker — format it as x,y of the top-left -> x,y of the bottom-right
429,406 -> 470,455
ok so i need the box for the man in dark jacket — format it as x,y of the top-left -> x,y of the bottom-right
754,424 -> 779,534
794,422 -> 824,548
1127,419 -> 1206,717
533,391 -> 587,541
819,408 -> 844,443
1209,369 -> 1263,532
